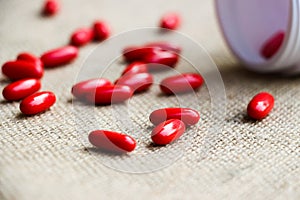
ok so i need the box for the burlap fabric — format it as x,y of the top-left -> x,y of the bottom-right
0,0 -> 299,199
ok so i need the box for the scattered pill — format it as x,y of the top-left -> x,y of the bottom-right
93,20 -> 111,41
151,119 -> 186,145
2,79 -> 41,101
160,73 -> 204,95
20,91 -> 56,115
115,73 -> 153,93
123,46 -> 157,63
260,31 -> 285,59
17,52 -> 44,68
43,0 -> 59,16
72,78 -> 112,100
2,60 -> 44,81
89,130 -> 136,153
143,49 -> 178,70
41,45 -> 78,68
70,28 -> 94,47
85,85 -> 133,105
160,12 -> 181,30
150,108 -> 200,126
247,92 -> 274,120
121,62 -> 148,76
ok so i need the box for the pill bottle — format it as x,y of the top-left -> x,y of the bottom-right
215,0 -> 300,74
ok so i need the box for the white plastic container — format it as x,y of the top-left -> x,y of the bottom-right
215,0 -> 300,74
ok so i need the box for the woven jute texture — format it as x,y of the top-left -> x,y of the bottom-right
1,0 -> 300,200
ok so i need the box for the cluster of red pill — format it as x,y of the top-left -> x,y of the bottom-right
71,40 -> 204,153
1,2 -> 276,154
2,0 -> 112,115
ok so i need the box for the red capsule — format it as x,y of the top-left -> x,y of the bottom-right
93,20 -> 111,41
151,119 -> 186,145
2,79 -> 41,101
20,91 -> 56,115
247,92 -> 274,120
115,73 -> 153,93
41,45 -> 78,68
43,0 -> 59,16
2,61 -> 44,81
121,62 -> 148,76
123,46 -> 158,63
70,28 -> 94,47
17,52 -> 44,68
144,42 -> 181,54
72,78 -> 112,99
143,50 -> 179,70
261,31 -> 285,59
150,108 -> 200,126
160,12 -> 181,30
160,73 -> 204,95
88,130 -> 136,153
86,85 -> 133,105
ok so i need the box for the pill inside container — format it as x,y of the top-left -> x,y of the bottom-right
215,0 -> 297,73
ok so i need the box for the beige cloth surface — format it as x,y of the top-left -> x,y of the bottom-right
0,0 -> 299,199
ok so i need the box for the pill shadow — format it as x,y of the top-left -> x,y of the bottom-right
0,100 -> 12,105
84,147 -> 130,157
15,113 -> 30,119
226,111 -> 258,124
0,78 -> 10,84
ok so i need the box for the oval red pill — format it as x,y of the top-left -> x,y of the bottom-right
150,108 -> 200,126
260,31 -> 285,59
121,62 -> 148,76
86,85 -> 133,105
88,130 -> 136,153
2,79 -> 41,101
151,119 -> 186,145
40,45 -> 78,68
43,0 -> 59,16
72,78 -> 112,99
2,60 -> 44,81
123,46 -> 157,63
115,73 -> 153,93
160,73 -> 204,95
143,50 -> 179,70
247,92 -> 274,120
70,28 -> 94,47
144,42 -> 181,54
93,20 -> 111,41
160,12 -> 181,30
17,52 -> 44,68
20,91 -> 56,115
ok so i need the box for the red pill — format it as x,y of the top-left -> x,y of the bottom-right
123,46 -> 157,63
151,119 -> 186,145
86,85 -> 133,105
70,28 -> 94,47
121,62 -> 148,76
20,91 -> 56,115
247,92 -> 274,120
2,79 -> 41,101
43,0 -> 59,16
144,42 -> 181,54
150,108 -> 200,126
89,130 -> 136,153
260,31 -> 285,59
93,20 -> 111,41
2,60 -> 44,81
160,12 -> 181,30
160,73 -> 204,95
72,78 -> 112,99
115,73 -> 153,93
17,52 -> 44,68
41,45 -> 78,68
143,50 -> 179,70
